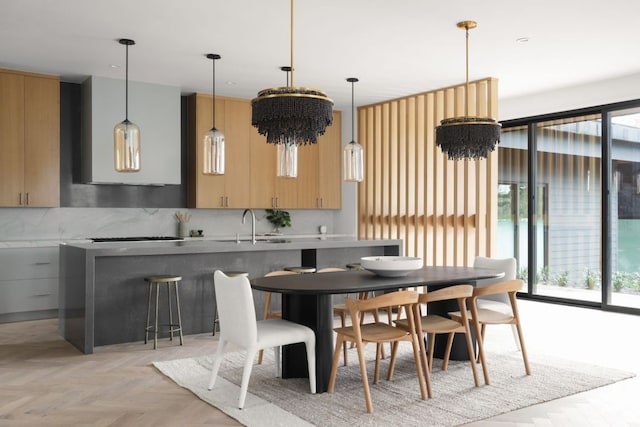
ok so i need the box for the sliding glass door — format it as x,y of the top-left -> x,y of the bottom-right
609,108 -> 640,309
499,115 -> 603,304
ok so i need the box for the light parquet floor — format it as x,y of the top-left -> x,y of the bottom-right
1,300 -> 639,426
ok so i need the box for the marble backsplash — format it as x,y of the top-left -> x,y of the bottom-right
0,207 -> 343,242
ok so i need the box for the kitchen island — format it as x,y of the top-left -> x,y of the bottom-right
58,237 -> 401,354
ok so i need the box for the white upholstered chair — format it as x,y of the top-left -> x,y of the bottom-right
473,256 -> 521,350
208,270 -> 316,409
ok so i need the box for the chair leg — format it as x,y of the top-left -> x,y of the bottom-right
442,332 -> 455,371
208,338 -> 228,390
416,332 -> 432,398
328,335 -> 346,393
472,319 -> 490,385
410,332 -> 430,401
462,326 -> 481,387
173,281 -> 183,345
339,311 -> 348,366
428,333 -> 436,372
145,281 -> 152,344
387,341 -> 400,381
514,320 -> 532,375
258,293 -> 274,365
274,347 -> 281,378
238,350 -> 257,409
304,339 -> 316,394
511,324 -> 522,351
167,283 -> 173,341
373,343 -> 382,384
355,339 -> 374,413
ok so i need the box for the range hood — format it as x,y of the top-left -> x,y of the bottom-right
81,76 -> 181,185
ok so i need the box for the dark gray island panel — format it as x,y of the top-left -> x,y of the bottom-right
59,238 -> 401,354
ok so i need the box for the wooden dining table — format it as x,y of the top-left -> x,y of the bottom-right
251,265 -> 503,392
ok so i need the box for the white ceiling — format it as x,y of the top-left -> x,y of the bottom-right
2,0 -> 639,111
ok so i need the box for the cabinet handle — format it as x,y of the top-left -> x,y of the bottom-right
271,197 -> 275,208
33,262 -> 52,265
225,196 -> 229,207
33,293 -> 52,297
275,197 -> 279,208
26,192 -> 30,205
220,196 -> 224,207
19,193 -> 23,205
320,198 -> 324,208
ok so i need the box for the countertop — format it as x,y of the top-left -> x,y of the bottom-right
59,236 -> 403,257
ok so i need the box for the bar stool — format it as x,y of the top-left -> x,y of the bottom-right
213,271 -> 248,335
144,275 -> 184,349
284,266 -> 316,274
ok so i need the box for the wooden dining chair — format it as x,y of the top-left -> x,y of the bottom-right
327,290 -> 429,413
449,279 -> 531,384
208,271 -> 316,409
394,284 -> 486,388
257,270 -> 298,364
326,266 -> 391,366
473,256 -> 521,350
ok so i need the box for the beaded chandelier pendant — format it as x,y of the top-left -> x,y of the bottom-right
435,21 -> 501,161
251,0 -> 333,146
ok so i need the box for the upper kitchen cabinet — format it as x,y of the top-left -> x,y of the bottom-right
81,76 -> 181,185
188,94 -> 251,208
0,69 -> 59,207
249,129 -> 297,209
252,110 -> 342,209
299,111 -> 342,209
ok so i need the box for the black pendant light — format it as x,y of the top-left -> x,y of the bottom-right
114,38 -> 141,172
203,53 -> 225,175
343,77 -> 364,182
251,0 -> 333,147
435,21 -> 501,161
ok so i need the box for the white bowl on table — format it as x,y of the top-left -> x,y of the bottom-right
360,256 -> 423,277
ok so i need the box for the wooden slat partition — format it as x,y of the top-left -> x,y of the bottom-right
357,78 -> 499,265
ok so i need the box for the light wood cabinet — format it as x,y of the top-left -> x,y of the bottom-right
188,94 -> 251,208
0,70 -> 59,207
190,93 -> 341,209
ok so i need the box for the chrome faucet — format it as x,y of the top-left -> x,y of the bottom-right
242,209 -> 256,244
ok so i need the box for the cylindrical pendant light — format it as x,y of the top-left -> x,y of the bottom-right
114,38 -> 141,172
343,77 -> 364,182
276,66 -> 298,178
203,54 -> 225,175
277,140 -> 298,178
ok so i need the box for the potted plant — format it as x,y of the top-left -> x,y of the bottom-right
265,209 -> 291,234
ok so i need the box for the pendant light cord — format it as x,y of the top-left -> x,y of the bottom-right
212,56 -> 216,129
351,80 -> 355,142
290,0 -> 294,87
465,24 -> 469,117
125,42 -> 129,121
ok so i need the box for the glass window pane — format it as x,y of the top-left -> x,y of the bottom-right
610,108 -> 640,309
535,115 -> 602,302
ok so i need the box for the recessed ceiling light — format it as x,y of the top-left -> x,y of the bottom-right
516,37 -> 529,43
110,64 -> 121,69
226,81 -> 237,86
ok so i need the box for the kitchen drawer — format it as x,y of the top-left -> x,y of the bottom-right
0,278 -> 58,314
0,247 -> 58,280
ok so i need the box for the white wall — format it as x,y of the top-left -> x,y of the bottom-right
500,72 -> 640,121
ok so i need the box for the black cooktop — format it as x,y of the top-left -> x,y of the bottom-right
90,236 -> 183,242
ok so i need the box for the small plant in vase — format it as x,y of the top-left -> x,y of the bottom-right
265,209 -> 291,234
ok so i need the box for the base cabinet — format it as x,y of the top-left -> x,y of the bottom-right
0,247 -> 59,322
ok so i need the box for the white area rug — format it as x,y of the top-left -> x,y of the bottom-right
153,346 -> 634,427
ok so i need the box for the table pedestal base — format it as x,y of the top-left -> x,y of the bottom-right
282,293 -> 333,392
